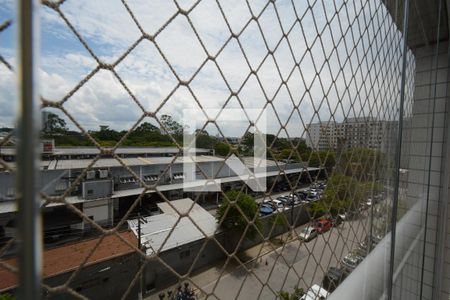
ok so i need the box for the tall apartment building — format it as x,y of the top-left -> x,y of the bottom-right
306,118 -> 397,152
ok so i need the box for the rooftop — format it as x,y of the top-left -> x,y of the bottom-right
0,146 -> 212,157
0,231 -> 137,291
127,198 -> 218,255
45,155 -> 224,170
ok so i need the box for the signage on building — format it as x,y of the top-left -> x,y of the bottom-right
41,139 -> 55,154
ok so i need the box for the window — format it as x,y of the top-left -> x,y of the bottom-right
6,187 -> 14,197
54,181 -> 68,192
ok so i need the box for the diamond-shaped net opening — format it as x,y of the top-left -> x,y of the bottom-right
0,0 -> 416,299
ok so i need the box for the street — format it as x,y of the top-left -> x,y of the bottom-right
147,209 -> 373,300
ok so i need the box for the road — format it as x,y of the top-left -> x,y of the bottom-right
146,207 -> 374,300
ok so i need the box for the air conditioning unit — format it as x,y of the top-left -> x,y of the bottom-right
98,169 -> 108,179
86,170 -> 96,180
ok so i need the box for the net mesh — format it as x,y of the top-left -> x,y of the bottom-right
0,0 -> 415,299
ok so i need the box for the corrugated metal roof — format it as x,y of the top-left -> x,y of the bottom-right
0,147 -> 211,156
127,198 -> 218,255
46,155 -> 224,170
241,157 -> 283,168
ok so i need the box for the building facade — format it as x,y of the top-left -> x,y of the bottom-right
306,118 -> 397,152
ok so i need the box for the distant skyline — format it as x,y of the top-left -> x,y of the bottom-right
0,0 -> 411,138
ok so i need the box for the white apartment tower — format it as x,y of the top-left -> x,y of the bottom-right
306,118 -> 396,152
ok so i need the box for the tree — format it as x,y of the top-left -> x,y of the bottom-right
309,173 -> 367,217
296,138 -> 311,155
195,129 -> 218,149
308,150 -> 336,171
278,148 -> 302,162
0,293 -> 15,300
214,142 -> 231,156
216,190 -> 262,241
338,148 -> 382,180
160,114 -> 184,136
135,122 -> 160,133
90,125 -> 123,144
278,286 -> 304,300
242,132 -> 254,150
42,112 -> 68,135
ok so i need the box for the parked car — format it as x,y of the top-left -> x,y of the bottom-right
328,215 -> 343,227
309,188 -> 321,195
277,196 -> 295,206
322,267 -> 347,292
318,182 -> 327,189
315,220 -> 332,234
358,235 -> 378,253
264,199 -> 286,212
300,284 -> 329,300
341,250 -> 364,273
296,191 -> 308,200
338,209 -> 359,221
371,232 -> 383,244
306,193 -> 320,202
351,246 -> 367,258
288,194 -> 301,204
299,226 -> 318,242
259,204 -> 275,216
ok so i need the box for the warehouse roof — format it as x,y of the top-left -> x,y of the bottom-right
46,155 -> 223,170
127,198 -> 218,255
0,146 -> 212,156
1,155 -> 223,171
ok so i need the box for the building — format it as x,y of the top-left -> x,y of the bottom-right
0,231 -> 138,299
0,145 -> 321,250
306,121 -> 337,151
306,118 -> 397,152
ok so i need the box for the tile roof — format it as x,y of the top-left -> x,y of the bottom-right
0,231 -> 137,291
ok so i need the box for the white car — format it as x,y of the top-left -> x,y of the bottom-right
263,199 -> 285,212
300,284 -> 330,300
299,226 -> 318,242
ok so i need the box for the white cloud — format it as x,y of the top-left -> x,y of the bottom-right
0,63 -> 17,127
60,0 -> 141,62
0,0 -> 410,139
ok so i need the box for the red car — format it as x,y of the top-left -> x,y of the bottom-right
315,219 -> 332,234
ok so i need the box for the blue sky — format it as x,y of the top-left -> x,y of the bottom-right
0,0 -> 409,139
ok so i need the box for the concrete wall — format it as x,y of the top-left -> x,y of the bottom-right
143,236 -> 227,292
232,203 -> 313,251
83,199 -> 113,226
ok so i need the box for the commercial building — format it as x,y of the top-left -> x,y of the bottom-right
0,145 -> 320,248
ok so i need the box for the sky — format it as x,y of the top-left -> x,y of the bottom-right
0,0 -> 412,139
